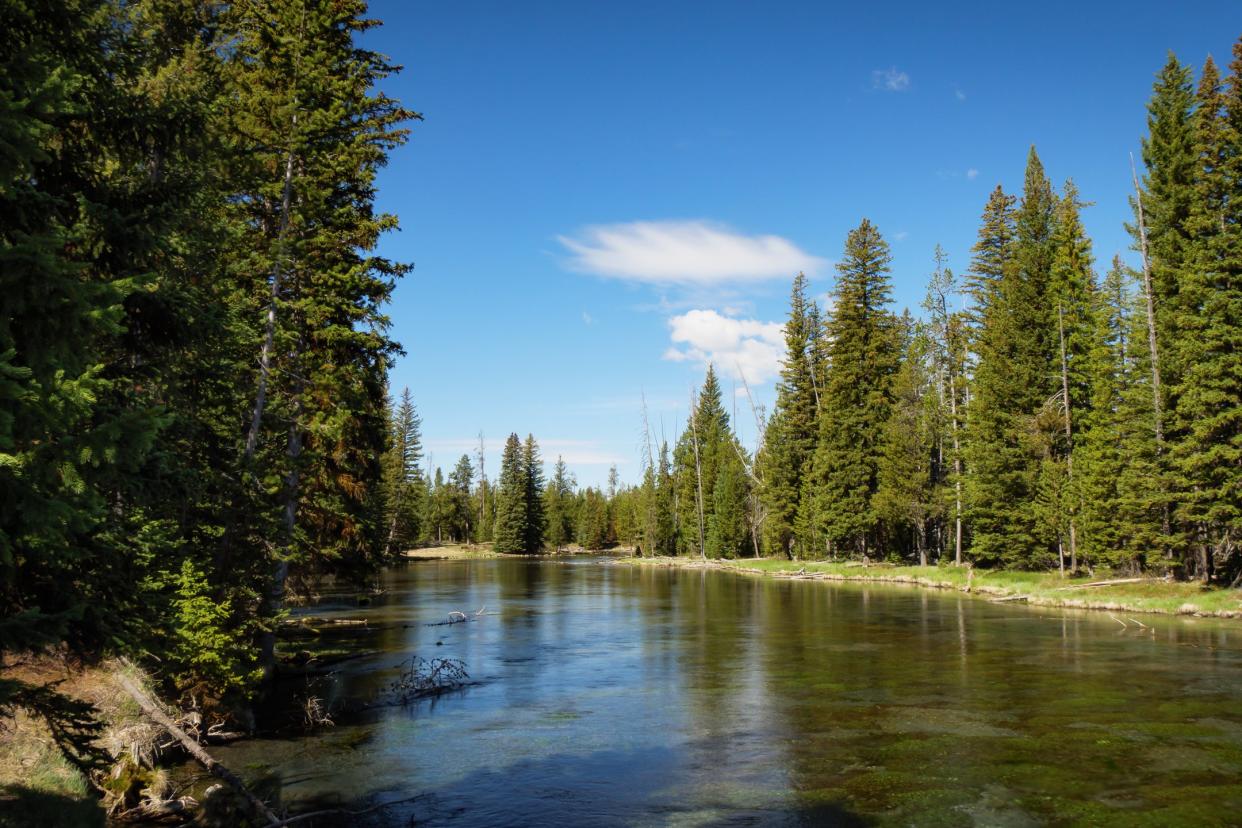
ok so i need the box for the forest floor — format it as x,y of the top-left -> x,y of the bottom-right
619,556 -> 1242,619
0,657 -> 173,828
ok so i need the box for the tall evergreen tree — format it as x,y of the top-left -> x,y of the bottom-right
522,434 -> 546,553
965,151 -> 1059,567
493,433 -> 527,553
544,456 -> 575,551
874,321 -> 942,565
382,388 -> 424,554
802,219 -> 900,558
759,273 -> 818,558
673,366 -> 730,556
1171,48 -> 1242,582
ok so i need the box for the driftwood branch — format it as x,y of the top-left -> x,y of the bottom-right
1053,578 -> 1144,591
115,672 -> 281,826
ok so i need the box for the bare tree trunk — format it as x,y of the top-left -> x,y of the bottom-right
244,135 -> 297,464
260,350 -> 303,681
689,389 -> 707,560
1131,154 -> 1171,556
1057,305 -> 1079,573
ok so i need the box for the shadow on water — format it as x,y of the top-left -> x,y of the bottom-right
279,742 -> 869,828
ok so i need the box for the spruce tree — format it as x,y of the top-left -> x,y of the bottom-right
523,434 -> 546,552
673,366 -> 730,556
544,456 -> 575,551
965,151 -> 1059,568
1170,48 -> 1242,582
759,273 -> 818,558
874,321 -> 942,565
382,388 -> 424,554
802,219 -> 900,558
493,433 -> 527,553
707,439 -> 752,559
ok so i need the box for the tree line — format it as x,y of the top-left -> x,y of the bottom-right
631,44 -> 1241,585
381,396 -> 639,555
2,0 -> 414,714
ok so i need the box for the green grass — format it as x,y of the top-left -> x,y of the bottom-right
621,556 -> 1242,618
0,710 -> 103,828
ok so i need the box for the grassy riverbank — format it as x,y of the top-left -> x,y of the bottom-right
620,556 -> 1242,619
0,658 -> 171,827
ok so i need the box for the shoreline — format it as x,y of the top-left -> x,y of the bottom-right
616,556 -> 1242,621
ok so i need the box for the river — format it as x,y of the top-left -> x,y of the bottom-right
200,557 -> 1242,826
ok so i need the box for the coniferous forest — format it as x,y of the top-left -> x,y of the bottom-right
3,2 -> 1242,825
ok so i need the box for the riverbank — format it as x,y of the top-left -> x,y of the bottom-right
0,658 -> 188,827
404,543 -> 502,560
619,556 -> 1242,620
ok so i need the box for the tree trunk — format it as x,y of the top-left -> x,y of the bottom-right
689,390 -> 707,560
1130,154 -> 1172,561
260,355 -> 303,681
244,135 -> 297,464
1057,305 -> 1079,573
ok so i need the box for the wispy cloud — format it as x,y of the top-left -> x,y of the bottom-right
664,309 -> 784,386
872,67 -> 910,92
966,168 -> 980,180
954,87 -> 967,102
425,437 -> 624,470
581,310 -> 595,325
558,220 -> 825,287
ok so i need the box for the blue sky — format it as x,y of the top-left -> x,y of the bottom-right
364,0 -> 1237,488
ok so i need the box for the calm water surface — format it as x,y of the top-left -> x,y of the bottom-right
207,558 -> 1242,826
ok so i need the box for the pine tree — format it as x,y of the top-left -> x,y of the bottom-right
965,150 -> 1059,568
1077,257 -> 1157,571
759,273 -> 818,558
1047,180 -> 1097,571
493,433 -> 527,553
223,0 -> 416,672
382,388 -> 424,554
674,366 -> 730,556
920,247 -> 968,563
449,454 -> 475,542
874,321 -> 942,565
577,488 -> 611,550
1170,48 -> 1242,583
522,434 -> 546,553
707,439 -> 752,559
1133,53 -> 1198,403
544,456 -> 575,551
802,219 -> 900,558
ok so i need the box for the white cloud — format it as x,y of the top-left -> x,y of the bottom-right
558,220 -> 825,287
893,230 -> 910,242
582,310 -> 595,325
966,168 -> 980,180
425,437 -> 624,471
954,87 -> 967,102
872,67 -> 910,92
664,309 -> 785,386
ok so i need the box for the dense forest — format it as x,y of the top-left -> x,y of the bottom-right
1,0 -> 417,717
2,0 -> 1241,787
413,47 -> 1242,589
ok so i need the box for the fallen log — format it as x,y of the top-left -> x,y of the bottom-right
115,671 -> 281,826
1053,578 -> 1144,591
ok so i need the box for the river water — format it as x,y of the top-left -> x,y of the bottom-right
205,558 -> 1242,826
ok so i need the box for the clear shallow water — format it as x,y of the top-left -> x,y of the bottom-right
205,559 -> 1242,826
